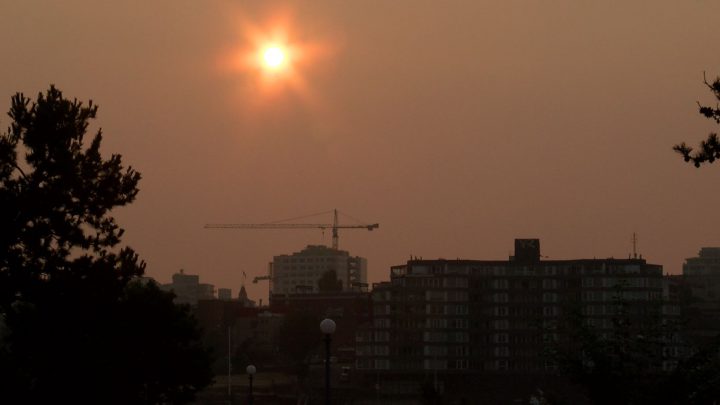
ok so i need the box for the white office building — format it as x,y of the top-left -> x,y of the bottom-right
271,245 -> 367,294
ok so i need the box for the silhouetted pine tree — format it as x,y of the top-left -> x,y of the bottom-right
0,86 -> 212,404
674,73 -> 720,166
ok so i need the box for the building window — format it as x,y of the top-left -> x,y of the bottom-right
426,290 -> 446,301
494,333 -> 509,343
446,277 -> 469,288
448,332 -> 469,342
374,318 -> 390,328
493,293 -> 509,303
427,318 -> 447,329
424,345 -> 448,356
454,359 -> 469,369
494,346 -> 509,357
493,320 -> 509,330
426,304 -> 444,315
374,345 -> 389,356
423,331 -> 448,342
542,293 -> 558,302
543,306 -> 558,316
448,318 -> 468,329
494,306 -> 508,316
447,290 -> 468,301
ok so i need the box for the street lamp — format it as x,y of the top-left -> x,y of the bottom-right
320,318 -> 336,405
246,364 -> 256,405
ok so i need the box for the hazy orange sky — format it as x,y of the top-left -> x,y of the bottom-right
3,1 -> 720,302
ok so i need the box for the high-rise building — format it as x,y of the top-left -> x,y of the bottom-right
271,245 -> 367,294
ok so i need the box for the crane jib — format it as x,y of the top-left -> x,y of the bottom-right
204,220 -> 378,250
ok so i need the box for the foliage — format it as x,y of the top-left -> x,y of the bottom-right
674,74 -> 720,166
660,335 -> 720,404
1,280 -> 213,404
0,86 -> 142,307
421,381 -> 442,405
549,300 -> 671,405
112,281 -> 214,403
550,299 -> 720,405
0,86 -> 212,403
318,269 -> 343,292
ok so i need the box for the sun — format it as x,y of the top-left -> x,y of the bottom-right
262,46 -> 286,69
218,8 -> 336,101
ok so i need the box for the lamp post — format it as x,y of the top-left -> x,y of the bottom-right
320,318 -> 336,405
246,365 -> 256,405
227,325 -> 232,400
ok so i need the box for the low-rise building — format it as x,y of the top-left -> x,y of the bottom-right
271,291 -> 372,352
161,269 -> 216,307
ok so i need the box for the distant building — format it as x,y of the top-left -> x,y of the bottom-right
682,248 -> 720,345
218,288 -> 232,301
199,283 -> 215,300
194,299 -> 259,364
270,290 -> 372,351
161,269 -> 215,307
237,285 -> 256,307
254,310 -> 284,353
271,245 -> 367,294
684,247 -> 720,276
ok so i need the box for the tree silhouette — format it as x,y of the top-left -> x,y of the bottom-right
549,302 -> 668,405
0,86 -> 212,403
550,298 -> 720,404
674,74 -> 720,167
0,86 -> 142,307
109,281 -> 213,404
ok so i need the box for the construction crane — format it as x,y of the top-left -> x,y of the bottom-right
204,209 -> 379,250
253,275 -> 271,284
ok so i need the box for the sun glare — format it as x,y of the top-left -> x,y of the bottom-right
218,8 -> 336,105
263,46 -> 286,69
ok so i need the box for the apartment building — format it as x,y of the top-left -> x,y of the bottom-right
356,239 -> 665,375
